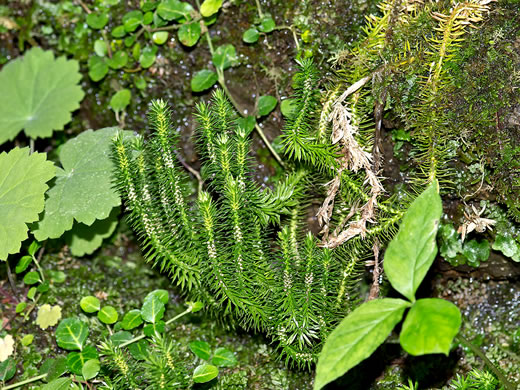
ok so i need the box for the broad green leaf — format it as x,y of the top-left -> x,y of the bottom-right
178,22 -> 201,47
257,95 -> 277,116
98,306 -> 119,324
143,11 -> 154,24
82,358 -> 100,380
121,309 -> 143,330
243,27 -> 259,43
55,317 -> 89,351
383,180 -> 442,302
236,116 -> 256,136
492,233 -> 520,260
32,128 -> 131,241
188,301 -> 204,312
191,69 -> 218,92
28,241 -> 40,256
0,358 -> 15,381
0,47 -> 84,144
258,16 -> 275,33
36,304 -> 62,330
86,13 -> 108,29
144,289 -> 169,304
211,347 -> 237,367
110,89 -> 132,112
143,320 -> 165,336
139,45 -> 157,68
157,0 -> 193,21
107,51 -> 129,69
0,148 -> 55,260
94,39 -> 108,57
111,25 -> 126,38
23,271 -> 40,285
65,208 -> 119,256
152,31 -> 169,45
281,98 -> 298,118
200,0 -> 222,17
39,356 -> 68,381
67,346 -> 98,375
400,298 -> 461,356
462,239 -> 490,267
16,256 -> 33,273
42,377 -> 72,390
141,295 -> 165,323
88,56 -> 109,81
122,10 -> 143,32
189,340 -> 211,360
110,331 -> 133,346
21,334 -> 34,346
0,335 -> 14,362
314,298 -> 410,390
193,363 -> 219,383
80,296 -> 101,313
212,44 -> 237,70
128,340 -> 148,360
16,302 -> 26,313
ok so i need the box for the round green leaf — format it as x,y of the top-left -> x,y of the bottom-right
178,22 -> 201,47
0,148 -> 55,260
111,25 -> 126,38
199,0 -> 223,17
15,256 -> 33,273
193,363 -> 219,383
152,31 -> 169,45
314,298 -> 410,390
0,358 -> 16,382
21,334 -> 34,346
121,309 -> 143,330
383,180 -> 442,302
236,116 -> 256,136
86,13 -> 108,29
55,317 -> 89,351
107,51 -> 129,69
144,289 -> 169,304
191,69 -> 218,92
23,271 -> 40,285
67,346 -> 98,375
0,47 -> 84,144
94,40 -> 108,57
139,45 -> 157,68
141,295 -> 165,323
80,296 -> 101,313
82,359 -> 100,380
243,27 -> 259,43
157,0 -> 193,21
281,98 -> 298,118
258,16 -> 275,33
122,10 -> 143,32
88,56 -> 109,82
400,298 -> 461,356
211,347 -> 237,367
98,306 -> 118,324
110,89 -> 132,112
257,95 -> 277,116
189,340 -> 211,360
212,44 -> 237,70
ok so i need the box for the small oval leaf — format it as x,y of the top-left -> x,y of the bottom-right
97,306 -> 119,324
80,296 -> 101,313
211,347 -> 237,367
192,363 -> 219,383
191,69 -> 218,92
189,340 -> 211,360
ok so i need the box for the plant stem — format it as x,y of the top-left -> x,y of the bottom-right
29,139 -> 34,154
203,30 -> 286,168
456,334 -> 515,390
255,0 -> 264,18
5,261 -> 16,293
2,374 -> 47,390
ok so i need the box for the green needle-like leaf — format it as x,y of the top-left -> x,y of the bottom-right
0,148 -> 55,260
0,47 -> 84,144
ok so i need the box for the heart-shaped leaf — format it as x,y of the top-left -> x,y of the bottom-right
0,148 -> 55,260
383,180 -> 442,302
86,13 -> 108,29
0,48 -> 84,144
110,89 -> 132,112
400,298 -> 461,356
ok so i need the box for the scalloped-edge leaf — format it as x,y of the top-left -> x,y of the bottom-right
0,47 -> 85,144
314,298 -> 410,390
32,128 -> 133,240
0,148 -> 55,260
